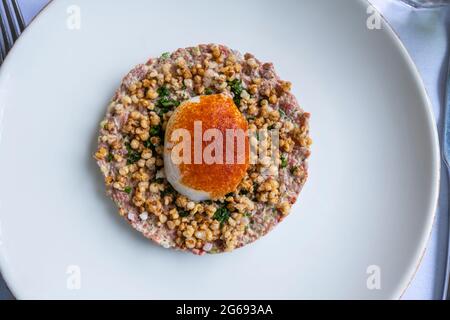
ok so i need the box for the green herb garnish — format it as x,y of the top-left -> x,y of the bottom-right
161,52 -> 170,59
149,125 -> 162,136
179,211 -> 190,218
143,139 -> 153,149
205,88 -> 214,95
158,96 -> 180,108
213,207 -> 230,225
124,186 -> 132,194
157,96 -> 180,113
228,79 -> 244,106
125,143 -> 141,164
127,151 -> 141,164
106,153 -> 114,162
156,86 -> 179,113
157,86 -> 170,97
280,155 -> 288,168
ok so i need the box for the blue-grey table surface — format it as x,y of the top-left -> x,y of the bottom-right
0,0 -> 449,300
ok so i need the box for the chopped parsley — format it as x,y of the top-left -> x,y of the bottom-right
149,125 -> 162,136
213,207 -> 230,225
155,85 -> 180,113
204,88 -> 214,95
106,153 -> 114,162
127,151 -> 141,164
125,143 -> 141,164
143,139 -> 153,149
157,86 -> 170,97
279,108 -> 286,117
179,211 -> 190,218
157,96 -> 180,109
144,125 -> 163,149
280,155 -> 288,168
228,79 -> 244,106
124,186 -> 132,194
161,52 -> 170,59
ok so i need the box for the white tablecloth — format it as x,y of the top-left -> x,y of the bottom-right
0,0 -> 448,300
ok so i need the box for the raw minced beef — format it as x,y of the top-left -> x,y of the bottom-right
94,44 -> 311,255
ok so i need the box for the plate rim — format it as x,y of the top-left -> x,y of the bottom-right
365,0 -> 441,298
0,0 -> 441,299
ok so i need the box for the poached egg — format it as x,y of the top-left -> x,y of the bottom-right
164,94 -> 249,201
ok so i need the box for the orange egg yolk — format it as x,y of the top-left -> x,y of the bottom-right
165,94 -> 249,199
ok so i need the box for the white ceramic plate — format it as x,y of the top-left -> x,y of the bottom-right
0,0 -> 440,299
